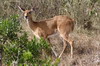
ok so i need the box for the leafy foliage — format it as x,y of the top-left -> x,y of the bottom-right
0,15 -> 21,43
0,15 -> 59,65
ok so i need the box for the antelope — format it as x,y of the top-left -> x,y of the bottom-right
18,6 -> 75,58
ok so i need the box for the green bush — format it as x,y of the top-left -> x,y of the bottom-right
0,15 -> 59,66
0,15 -> 20,41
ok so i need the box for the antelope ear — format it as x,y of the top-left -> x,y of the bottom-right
30,8 -> 35,12
18,6 -> 25,12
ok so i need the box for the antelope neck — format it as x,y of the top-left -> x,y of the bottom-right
26,16 -> 33,23
26,16 -> 38,29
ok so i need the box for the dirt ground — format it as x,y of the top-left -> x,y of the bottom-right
49,32 -> 100,66
21,21 -> 100,66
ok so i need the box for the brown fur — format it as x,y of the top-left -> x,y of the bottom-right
19,6 -> 75,58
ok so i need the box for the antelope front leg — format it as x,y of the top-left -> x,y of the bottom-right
58,39 -> 67,58
46,37 -> 58,57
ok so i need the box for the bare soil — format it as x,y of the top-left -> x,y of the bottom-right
50,33 -> 100,66
22,21 -> 100,66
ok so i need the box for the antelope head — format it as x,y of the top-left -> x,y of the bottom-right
18,6 -> 34,20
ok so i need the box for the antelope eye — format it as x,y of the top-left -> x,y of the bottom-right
29,11 -> 31,14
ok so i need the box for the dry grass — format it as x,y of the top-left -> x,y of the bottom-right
0,0 -> 100,66
49,32 -> 100,66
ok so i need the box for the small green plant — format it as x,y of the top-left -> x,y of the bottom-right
0,15 -> 59,65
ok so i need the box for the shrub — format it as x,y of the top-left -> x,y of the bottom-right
0,15 -> 59,65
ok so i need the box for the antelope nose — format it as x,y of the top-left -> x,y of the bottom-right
25,16 -> 28,19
